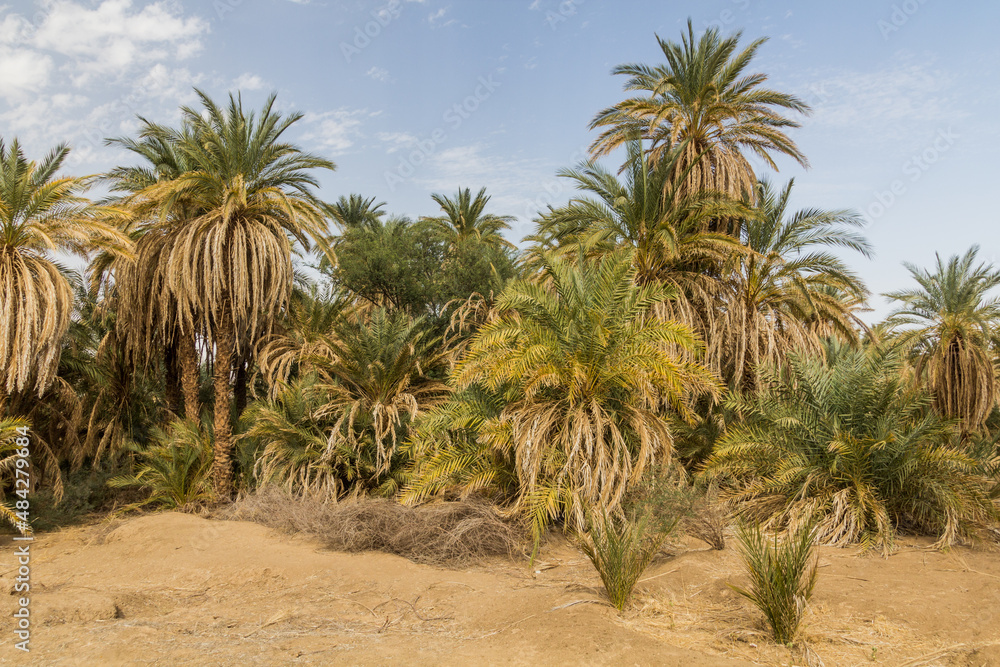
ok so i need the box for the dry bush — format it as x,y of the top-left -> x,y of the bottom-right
217,487 -> 526,565
682,485 -> 727,550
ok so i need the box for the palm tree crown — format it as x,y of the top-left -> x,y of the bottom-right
590,20 -> 810,199
422,187 -> 515,250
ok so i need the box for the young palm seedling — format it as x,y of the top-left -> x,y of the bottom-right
730,519 -> 818,645
579,508 -> 679,611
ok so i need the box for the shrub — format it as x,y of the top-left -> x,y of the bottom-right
730,520 -> 818,645
109,418 -> 213,509
220,487 -> 526,565
702,341 -> 999,553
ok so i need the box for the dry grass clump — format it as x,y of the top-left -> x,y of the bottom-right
682,485 -> 727,550
218,487 -> 526,565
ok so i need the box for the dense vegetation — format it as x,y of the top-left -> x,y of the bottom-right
2,20 -> 998,604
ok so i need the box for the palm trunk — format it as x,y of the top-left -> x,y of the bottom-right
179,333 -> 201,422
234,356 -> 248,419
212,314 -> 235,499
164,340 -> 182,416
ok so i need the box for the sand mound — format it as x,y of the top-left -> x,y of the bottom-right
1,512 -> 999,665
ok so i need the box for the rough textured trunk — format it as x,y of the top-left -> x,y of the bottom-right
234,356 -> 248,419
164,341 -> 182,416
179,333 -> 201,422
212,315 -> 235,499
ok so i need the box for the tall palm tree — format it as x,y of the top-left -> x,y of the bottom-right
590,20 -> 810,201
885,246 -> 1000,432
0,139 -> 130,399
102,124 -> 203,421
137,91 -> 336,496
451,249 -> 719,540
421,187 -> 515,250
718,178 -> 871,390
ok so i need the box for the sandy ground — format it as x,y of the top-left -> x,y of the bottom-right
1,512 -> 999,666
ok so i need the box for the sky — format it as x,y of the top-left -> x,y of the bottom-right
1,0 -> 998,322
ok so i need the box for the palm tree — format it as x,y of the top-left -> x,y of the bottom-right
448,249 -> 719,541
136,91 -> 336,497
528,138 -> 745,286
702,340 -> 997,553
884,246 -> 1000,432
247,308 -> 449,497
102,124 -> 203,421
590,20 -> 810,201
0,139 -> 130,400
328,194 -> 386,231
717,178 -> 871,390
421,187 -> 515,250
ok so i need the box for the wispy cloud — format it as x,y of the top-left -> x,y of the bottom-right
366,66 -> 390,82
300,108 -> 368,154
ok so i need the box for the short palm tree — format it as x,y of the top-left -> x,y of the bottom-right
135,91 -> 336,496
0,139 -> 130,399
717,178 -> 871,390
590,20 -> 810,200
702,340 -> 998,553
885,246 -> 1000,433
452,249 -> 720,540
421,187 -> 515,250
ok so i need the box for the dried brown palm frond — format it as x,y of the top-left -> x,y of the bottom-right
885,246 -> 1000,433
0,139 -> 131,397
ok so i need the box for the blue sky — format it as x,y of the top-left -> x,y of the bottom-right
1,0 -> 998,321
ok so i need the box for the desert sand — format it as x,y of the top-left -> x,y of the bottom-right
2,512 -> 999,666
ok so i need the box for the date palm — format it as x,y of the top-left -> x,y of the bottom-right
702,341 -> 997,553
103,124 -> 203,420
137,91 -> 336,496
421,187 -> 515,250
590,20 -> 809,201
885,246 -> 1000,432
0,139 -> 130,399
452,249 -> 719,541
717,178 -> 871,390
529,137 -> 745,286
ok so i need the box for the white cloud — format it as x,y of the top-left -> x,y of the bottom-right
376,131 -> 417,153
366,66 -> 390,82
428,7 -> 447,23
0,45 -> 53,101
233,73 -> 267,91
801,55 -> 964,145
300,109 -> 367,154
26,0 -> 208,81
